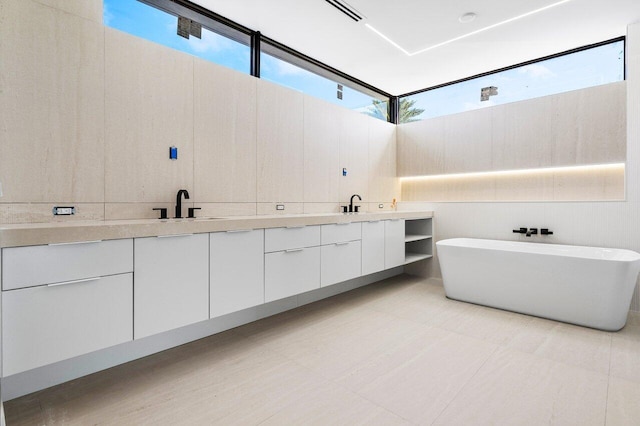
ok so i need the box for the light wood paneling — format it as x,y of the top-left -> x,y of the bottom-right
369,119 -> 399,203
397,118 -> 445,177
303,96 -> 340,203
574,81 -> 626,165
106,202 -> 256,220
339,110 -> 370,203
257,80 -> 304,202
303,203 -> 341,214
194,203 -> 256,218
494,172 -> 555,202
444,108 -> 492,173
402,166 -> 624,202
553,166 -> 625,201
492,96 -> 555,170
32,0 -> 103,22
399,83 -> 626,180
0,0 -> 105,203
105,29 -> 194,203
257,203 -> 304,215
194,59 -> 257,203
398,82 -> 626,202
0,204 -> 104,224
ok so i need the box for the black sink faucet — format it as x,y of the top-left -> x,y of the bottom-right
349,194 -> 361,213
175,189 -> 190,218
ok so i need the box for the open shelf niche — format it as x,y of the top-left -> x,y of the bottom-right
404,218 -> 433,265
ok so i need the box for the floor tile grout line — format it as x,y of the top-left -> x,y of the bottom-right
330,378 -> 419,425
428,343 -> 503,426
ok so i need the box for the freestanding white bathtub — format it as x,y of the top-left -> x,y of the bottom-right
436,238 -> 640,331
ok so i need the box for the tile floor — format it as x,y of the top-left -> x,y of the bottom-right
5,274 -> 640,425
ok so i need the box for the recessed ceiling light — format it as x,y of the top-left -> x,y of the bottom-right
459,13 -> 477,23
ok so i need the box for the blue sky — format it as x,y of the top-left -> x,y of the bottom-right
103,0 -> 378,112
105,0 -> 624,121
405,41 -> 624,120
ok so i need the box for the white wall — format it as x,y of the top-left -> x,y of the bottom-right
399,22 -> 640,312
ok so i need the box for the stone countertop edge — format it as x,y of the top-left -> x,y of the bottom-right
0,211 -> 434,248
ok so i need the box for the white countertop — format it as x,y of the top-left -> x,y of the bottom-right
0,211 -> 433,248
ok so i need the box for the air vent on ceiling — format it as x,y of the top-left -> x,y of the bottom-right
325,0 -> 364,22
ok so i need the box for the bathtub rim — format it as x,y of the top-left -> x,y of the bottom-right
436,237 -> 640,262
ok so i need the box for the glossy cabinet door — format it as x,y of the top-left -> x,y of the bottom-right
134,234 -> 209,339
265,247 -> 320,302
321,241 -> 361,287
385,219 -> 405,269
2,273 -> 133,376
210,229 -> 264,318
362,221 -> 385,275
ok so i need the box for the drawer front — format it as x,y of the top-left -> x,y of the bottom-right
2,239 -> 133,291
265,226 -> 320,253
210,230 -> 265,318
265,246 -> 320,302
321,222 -> 362,245
362,221 -> 385,275
321,241 -> 362,287
2,273 -> 133,376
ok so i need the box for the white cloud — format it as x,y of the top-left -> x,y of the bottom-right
518,64 -> 555,79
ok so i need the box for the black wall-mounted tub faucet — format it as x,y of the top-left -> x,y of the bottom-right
175,189 -> 190,218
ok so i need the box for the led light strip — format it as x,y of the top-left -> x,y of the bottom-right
367,0 -> 572,56
399,163 -> 625,182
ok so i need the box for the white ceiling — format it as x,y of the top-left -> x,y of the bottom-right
193,0 -> 640,95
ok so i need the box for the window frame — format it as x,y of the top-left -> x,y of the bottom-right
128,0 -> 393,121
399,36 -> 626,106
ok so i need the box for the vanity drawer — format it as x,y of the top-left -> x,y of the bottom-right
264,225 -> 320,253
265,246 -> 320,302
2,272 -> 133,376
321,222 -> 361,245
2,239 -> 133,291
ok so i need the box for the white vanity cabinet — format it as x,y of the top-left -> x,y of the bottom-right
134,234 -> 209,339
1,239 -> 134,376
210,229 -> 264,317
264,226 -> 321,302
320,223 -> 362,287
362,221 -> 385,275
2,274 -> 133,376
385,219 -> 406,268
2,239 -> 133,291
